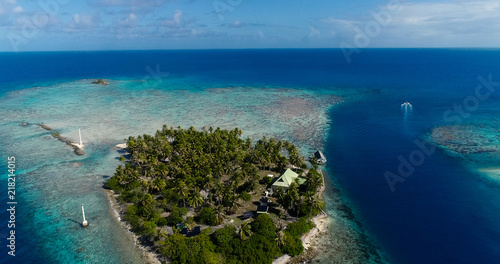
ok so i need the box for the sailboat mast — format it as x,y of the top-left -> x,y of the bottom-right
82,204 -> 88,227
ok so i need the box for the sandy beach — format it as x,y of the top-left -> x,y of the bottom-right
273,211 -> 332,264
302,212 -> 331,251
273,170 -> 331,264
115,143 -> 128,149
106,190 -> 162,264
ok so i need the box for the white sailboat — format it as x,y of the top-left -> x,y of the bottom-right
72,129 -> 84,149
82,204 -> 88,227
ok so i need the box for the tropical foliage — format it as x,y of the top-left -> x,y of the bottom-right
282,217 -> 315,256
106,125 -> 324,263
158,214 -> 281,264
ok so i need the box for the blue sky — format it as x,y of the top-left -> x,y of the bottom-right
0,0 -> 499,51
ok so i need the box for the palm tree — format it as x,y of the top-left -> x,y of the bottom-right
141,179 -> 150,190
276,156 -> 288,171
305,169 -> 323,194
129,168 -> 141,183
150,178 -> 166,192
229,172 -> 243,196
215,205 -> 226,225
239,222 -> 252,240
307,195 -> 324,220
275,187 -> 286,208
213,183 -> 224,205
188,189 -> 204,209
229,197 -> 241,214
141,194 -> 156,220
278,210 -> 286,229
276,230 -> 286,248
154,228 -> 167,240
203,174 -> 215,192
185,217 -> 196,231
288,149 -> 302,169
157,163 -> 169,179
176,180 -> 188,208
287,182 -> 300,217
135,152 -> 147,167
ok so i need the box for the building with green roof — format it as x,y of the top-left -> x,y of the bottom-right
271,168 -> 306,190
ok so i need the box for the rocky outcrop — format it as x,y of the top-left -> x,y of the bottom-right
51,132 -> 86,156
92,79 -> 110,85
74,147 -> 85,156
37,123 -> 53,131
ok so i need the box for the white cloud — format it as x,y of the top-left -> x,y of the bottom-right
395,1 -> 500,25
89,0 -> 163,14
258,30 -> 264,39
12,5 -> 22,13
309,26 -> 320,38
173,9 -> 182,25
322,18 -> 358,29
0,0 -> 21,15
64,14 -> 100,32
386,0 -> 500,46
110,8 -> 212,40
161,9 -> 183,26
119,13 -> 137,28
89,0 -> 162,7
224,20 -> 245,28
155,10 -> 207,38
322,0 -> 500,47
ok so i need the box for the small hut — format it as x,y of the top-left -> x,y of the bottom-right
314,150 -> 327,165
257,205 -> 268,214
243,211 -> 254,219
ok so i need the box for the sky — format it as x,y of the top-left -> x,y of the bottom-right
0,0 -> 499,51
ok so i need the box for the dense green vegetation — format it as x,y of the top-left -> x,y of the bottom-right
281,218 -> 316,256
106,125 -> 324,263
157,214 -> 314,264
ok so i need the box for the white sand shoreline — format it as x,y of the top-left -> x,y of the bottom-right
115,143 -> 127,149
302,211 -> 330,251
105,155 -> 369,264
273,169 -> 331,264
273,211 -> 332,264
106,190 -> 162,264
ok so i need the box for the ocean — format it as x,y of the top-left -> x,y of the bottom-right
1,49 -> 500,264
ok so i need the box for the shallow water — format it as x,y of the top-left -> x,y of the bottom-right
0,77 -> 352,263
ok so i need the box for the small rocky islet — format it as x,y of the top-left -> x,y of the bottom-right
91,79 -> 110,85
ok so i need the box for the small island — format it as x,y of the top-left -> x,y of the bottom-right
92,79 -> 110,85
106,125 -> 325,264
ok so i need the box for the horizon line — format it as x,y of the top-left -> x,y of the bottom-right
1,47 -> 500,53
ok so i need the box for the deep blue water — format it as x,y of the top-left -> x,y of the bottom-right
1,49 -> 500,263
